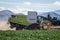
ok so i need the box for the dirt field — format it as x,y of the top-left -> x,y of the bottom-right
0,21 -> 16,30
49,26 -> 60,30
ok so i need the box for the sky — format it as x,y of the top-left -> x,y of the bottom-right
0,0 -> 60,15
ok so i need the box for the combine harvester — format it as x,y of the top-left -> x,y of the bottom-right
9,11 -> 52,30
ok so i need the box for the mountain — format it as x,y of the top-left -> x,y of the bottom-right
39,11 -> 60,20
54,10 -> 60,15
0,10 -> 14,21
0,10 -> 25,21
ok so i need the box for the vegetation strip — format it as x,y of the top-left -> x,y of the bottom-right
0,30 -> 60,40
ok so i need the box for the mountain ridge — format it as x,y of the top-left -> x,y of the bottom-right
0,10 -> 25,21
38,10 -> 60,20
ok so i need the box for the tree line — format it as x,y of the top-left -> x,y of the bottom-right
47,14 -> 60,26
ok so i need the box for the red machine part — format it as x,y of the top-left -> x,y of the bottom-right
46,22 -> 52,26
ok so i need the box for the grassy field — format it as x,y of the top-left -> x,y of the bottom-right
0,30 -> 60,40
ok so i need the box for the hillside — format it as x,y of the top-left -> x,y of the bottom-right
39,11 -> 60,20
0,10 -> 14,21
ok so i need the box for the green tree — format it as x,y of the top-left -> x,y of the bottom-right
52,17 -> 57,21
47,14 -> 52,21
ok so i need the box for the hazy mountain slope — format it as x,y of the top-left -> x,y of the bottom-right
0,10 -> 14,21
39,11 -> 60,20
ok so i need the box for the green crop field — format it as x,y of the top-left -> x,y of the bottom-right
0,30 -> 60,40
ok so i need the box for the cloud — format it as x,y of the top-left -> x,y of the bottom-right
0,7 -> 35,15
0,1 -> 60,15
0,1 -> 32,6
8,8 -> 34,15
53,1 -> 60,5
29,1 -> 60,12
23,2 -> 32,5
0,7 -> 7,11
0,1 -> 20,5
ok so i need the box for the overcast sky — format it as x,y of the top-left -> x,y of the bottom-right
0,0 -> 60,15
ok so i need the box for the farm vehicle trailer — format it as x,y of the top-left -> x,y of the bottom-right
9,11 -> 52,30
9,16 -> 52,30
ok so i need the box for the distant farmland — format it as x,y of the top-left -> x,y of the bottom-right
0,30 -> 60,40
